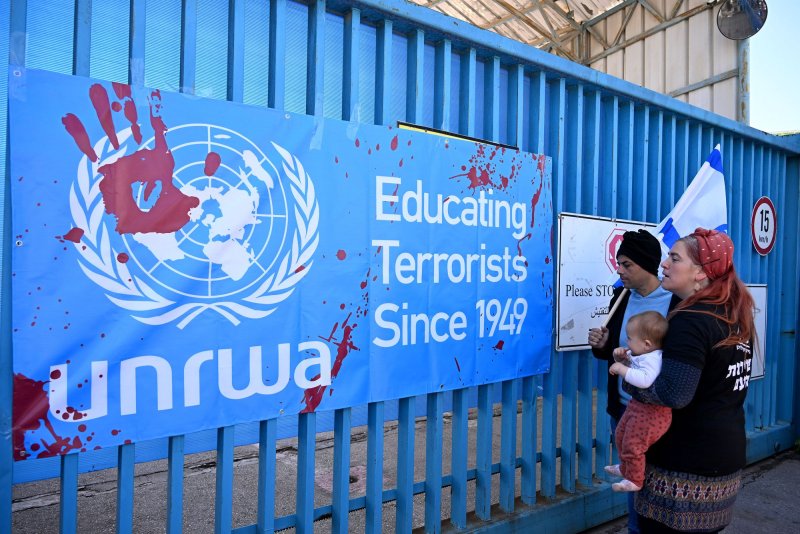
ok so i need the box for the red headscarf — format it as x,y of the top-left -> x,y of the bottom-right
692,228 -> 734,280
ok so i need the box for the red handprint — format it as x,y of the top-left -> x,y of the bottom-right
62,82 -> 199,235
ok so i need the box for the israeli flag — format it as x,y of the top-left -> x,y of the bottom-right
656,144 -> 728,250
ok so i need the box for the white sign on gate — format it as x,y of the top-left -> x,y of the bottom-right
556,213 -> 655,351
748,284 -> 767,380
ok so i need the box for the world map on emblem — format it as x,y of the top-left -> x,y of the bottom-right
70,113 -> 319,328
118,124 -> 290,298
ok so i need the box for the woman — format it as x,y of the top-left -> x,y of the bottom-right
626,228 -> 755,533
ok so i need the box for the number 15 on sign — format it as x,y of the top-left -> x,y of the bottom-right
751,196 -> 776,256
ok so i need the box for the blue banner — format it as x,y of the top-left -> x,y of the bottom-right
8,67 -> 552,460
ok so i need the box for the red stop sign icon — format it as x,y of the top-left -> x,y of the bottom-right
605,229 -> 626,273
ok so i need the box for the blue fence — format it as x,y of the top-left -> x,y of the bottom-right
2,0 -> 799,532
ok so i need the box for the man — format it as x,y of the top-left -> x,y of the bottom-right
588,229 -> 680,534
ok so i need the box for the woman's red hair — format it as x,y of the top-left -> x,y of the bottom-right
670,234 -> 755,347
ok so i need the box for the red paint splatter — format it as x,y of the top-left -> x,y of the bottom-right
59,228 -> 84,243
62,114 -> 98,162
399,159 -> 404,167
117,252 -> 129,263
89,84 -> 119,149
50,370 -> 61,380
355,138 -> 360,147
336,250 -> 347,260
97,90 -> 199,234
295,265 -> 306,273
530,176 -> 544,228
493,340 -> 505,350
124,103 -> 141,142
391,135 -> 399,150
516,233 -> 531,258
78,424 -> 87,433
545,256 -> 551,264
111,429 -> 121,436
12,374 -> 82,461
111,102 -> 122,112
204,152 -> 221,176
302,314 -> 359,413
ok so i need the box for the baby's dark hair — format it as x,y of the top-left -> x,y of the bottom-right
628,311 -> 668,348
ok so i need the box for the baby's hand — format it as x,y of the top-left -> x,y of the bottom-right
612,347 -> 629,363
609,362 -> 628,377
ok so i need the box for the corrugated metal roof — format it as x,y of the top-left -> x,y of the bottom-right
410,0 -> 626,57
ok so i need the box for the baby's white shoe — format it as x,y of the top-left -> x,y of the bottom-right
604,464 -> 622,477
612,479 -> 642,492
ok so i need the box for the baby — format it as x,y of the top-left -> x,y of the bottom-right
604,310 -> 671,492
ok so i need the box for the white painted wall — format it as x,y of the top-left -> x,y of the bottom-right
588,0 -> 740,122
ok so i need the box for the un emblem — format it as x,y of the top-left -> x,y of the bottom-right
70,123 -> 319,329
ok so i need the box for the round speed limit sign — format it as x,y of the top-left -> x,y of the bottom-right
751,197 -> 777,255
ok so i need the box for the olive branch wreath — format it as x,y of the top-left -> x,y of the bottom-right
70,129 -> 319,329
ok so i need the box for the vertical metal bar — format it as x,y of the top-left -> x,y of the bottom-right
550,78 -> 566,214
433,39 -> 452,131
366,402 -> 384,533
484,56 -> 500,142
268,0 -> 286,110
257,419 -> 276,534
586,91 -> 601,214
743,141 -> 756,433
565,84 -> 582,212
0,3 -> 19,514
425,392 -> 443,533
306,0 -> 325,116
342,8 -> 360,122
648,110 -> 663,222
765,152 -> 778,426
560,351 -> 577,493
73,0 -> 92,76
375,19 -> 392,126
459,48 -> 476,137
297,413 -> 316,534
662,115 -> 677,215
601,96 -> 619,218
508,64 -> 524,147
332,409 -> 351,534
778,156 -> 799,424
227,0 -> 245,103
521,376 -> 538,503
166,436 -> 185,534
60,453 -> 79,534
9,0 -> 27,66
396,398 -> 414,533
541,346 -> 559,498
180,0 -> 198,95
530,71 -> 546,155
406,29 -> 424,124
215,426 -> 234,534
617,101 -> 634,219
577,353 -> 593,487
595,356 -> 611,480
117,443 -> 135,534
499,379 -> 517,512
128,0 -> 146,86
450,388 -> 468,527
475,384 -> 492,519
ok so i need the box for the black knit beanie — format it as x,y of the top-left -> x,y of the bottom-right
616,229 -> 661,276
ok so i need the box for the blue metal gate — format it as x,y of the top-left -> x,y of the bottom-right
2,0 -> 798,532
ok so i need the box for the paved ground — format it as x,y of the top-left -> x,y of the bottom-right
582,448 -> 800,534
